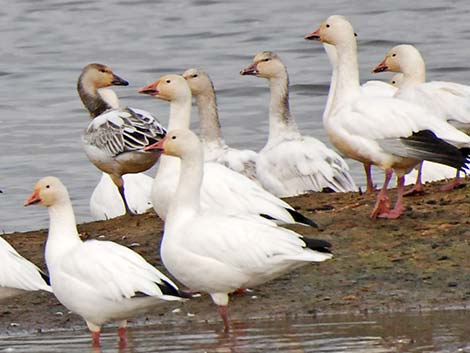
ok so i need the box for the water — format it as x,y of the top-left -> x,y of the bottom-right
0,310 -> 469,352
1,1 -> 470,232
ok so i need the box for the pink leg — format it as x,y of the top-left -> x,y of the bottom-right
91,331 -> 101,348
404,162 -> 425,196
232,288 -> 247,296
218,305 -> 230,333
118,326 -> 127,347
364,163 -> 376,193
370,169 -> 392,219
440,170 -> 465,191
379,175 -> 406,219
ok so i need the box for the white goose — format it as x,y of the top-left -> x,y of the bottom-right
0,236 -> 51,300
24,176 -> 185,347
373,44 -> 470,192
78,63 -> 166,215
145,129 -> 333,332
90,172 -> 153,220
240,51 -> 357,197
305,15 -> 470,219
320,43 -> 397,193
182,68 -> 258,181
139,74 -> 317,227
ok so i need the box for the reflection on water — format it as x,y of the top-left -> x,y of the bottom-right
0,310 -> 468,353
2,1 -> 470,233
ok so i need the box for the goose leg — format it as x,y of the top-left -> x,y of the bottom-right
370,168 -> 392,219
379,175 -> 406,219
110,175 -> 134,215
440,170 -> 464,191
218,305 -> 230,333
364,163 -> 376,193
404,162 -> 425,196
118,320 -> 128,348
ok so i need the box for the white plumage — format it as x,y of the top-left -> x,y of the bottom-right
139,74 -> 317,227
182,68 -> 258,181
305,15 -> 470,219
0,237 -> 51,300
24,176 -> 184,346
149,129 -> 332,332
90,172 -> 153,220
240,51 -> 357,197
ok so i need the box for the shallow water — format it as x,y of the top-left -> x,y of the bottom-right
0,310 -> 469,352
1,1 -> 470,233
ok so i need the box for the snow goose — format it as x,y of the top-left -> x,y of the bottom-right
320,43 -> 396,193
373,44 -> 470,191
182,68 -> 258,181
304,15 -> 470,219
90,172 -> 153,220
24,177 -> 185,347
240,51 -> 357,197
138,74 -> 317,227
145,129 -> 333,332
78,63 -> 166,215
0,237 -> 51,300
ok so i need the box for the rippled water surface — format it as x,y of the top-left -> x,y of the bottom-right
1,310 -> 469,353
1,1 -> 470,233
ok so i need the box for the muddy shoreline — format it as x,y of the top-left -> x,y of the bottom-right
1,180 -> 469,336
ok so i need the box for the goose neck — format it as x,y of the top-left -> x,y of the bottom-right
323,43 -> 338,121
166,148 -> 203,226
267,73 -> 298,141
330,39 -> 361,110
77,78 -> 114,118
195,91 -> 223,144
45,202 -> 82,268
167,97 -> 192,131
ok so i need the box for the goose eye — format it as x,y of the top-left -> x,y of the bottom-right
263,58 -> 270,62
391,80 -> 396,84
392,53 -> 396,57
192,74 -> 198,78
171,136 -> 176,140
46,185 -> 50,189
99,69 -> 106,73
166,79 -> 171,83
326,24 -> 330,28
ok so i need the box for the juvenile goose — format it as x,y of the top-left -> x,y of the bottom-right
373,44 -> 470,191
240,51 -> 357,197
305,15 -> 470,219
182,68 -> 258,180
90,172 -> 153,220
0,236 -> 51,300
24,177 -> 185,346
78,63 -> 166,215
139,74 -> 317,227
145,129 -> 333,332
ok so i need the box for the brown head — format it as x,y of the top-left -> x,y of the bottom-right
240,51 -> 286,79
78,63 -> 128,90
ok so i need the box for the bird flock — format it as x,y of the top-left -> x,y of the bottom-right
2,14 -> 470,348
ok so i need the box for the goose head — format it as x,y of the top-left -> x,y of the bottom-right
144,129 -> 200,160
24,176 -> 70,208
78,63 -> 129,91
182,68 -> 213,97
304,15 -> 356,46
240,51 -> 286,79
372,44 -> 424,74
139,74 -> 191,102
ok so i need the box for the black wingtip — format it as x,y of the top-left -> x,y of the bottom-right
40,271 -> 51,286
157,279 -> 184,298
302,237 -> 333,254
286,208 -> 319,228
401,130 -> 470,171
